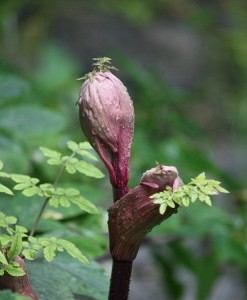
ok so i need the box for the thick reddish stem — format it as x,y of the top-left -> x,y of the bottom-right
109,153 -> 132,300
109,260 -> 133,300
0,256 -> 38,300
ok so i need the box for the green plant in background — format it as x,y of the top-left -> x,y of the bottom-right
152,173 -> 229,214
0,141 -> 108,300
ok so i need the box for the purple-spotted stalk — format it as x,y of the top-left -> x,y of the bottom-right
77,58 -> 182,300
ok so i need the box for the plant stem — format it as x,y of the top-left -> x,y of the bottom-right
29,165 -> 65,237
108,260 -> 133,300
108,153 -> 133,300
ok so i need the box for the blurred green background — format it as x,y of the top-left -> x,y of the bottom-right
0,1 -> 247,299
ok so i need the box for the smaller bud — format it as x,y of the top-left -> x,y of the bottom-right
78,58 -> 134,190
141,165 -> 179,191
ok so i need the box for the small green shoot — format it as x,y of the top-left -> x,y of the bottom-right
151,173 -> 229,215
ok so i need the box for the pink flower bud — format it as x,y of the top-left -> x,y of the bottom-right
78,71 -> 134,188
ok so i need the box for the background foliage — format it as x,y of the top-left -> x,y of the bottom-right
0,0 -> 247,299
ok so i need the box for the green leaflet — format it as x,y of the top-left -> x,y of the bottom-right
47,187 -> 98,213
70,196 -> 98,214
0,161 -> 13,195
0,183 -> 13,195
66,140 -> 78,151
0,251 -> 8,265
3,262 -> 25,276
22,237 -> 88,264
43,244 -> 57,262
7,232 -> 23,261
74,160 -> 104,178
11,174 -> 31,183
0,212 -> 17,227
40,147 -> 62,165
56,239 -> 88,264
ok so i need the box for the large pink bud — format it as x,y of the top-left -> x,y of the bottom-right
78,63 -> 134,191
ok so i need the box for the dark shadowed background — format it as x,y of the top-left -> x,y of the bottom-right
0,1 -> 247,300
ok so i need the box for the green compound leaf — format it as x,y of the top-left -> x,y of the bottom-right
3,262 -> 25,276
47,188 -> 98,214
24,237 -> 89,264
152,173 -> 229,215
12,175 -> 40,196
0,183 -> 14,195
7,233 -> 23,261
75,161 -> 104,178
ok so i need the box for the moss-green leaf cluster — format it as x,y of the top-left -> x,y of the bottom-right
0,140 -> 104,277
22,236 -> 88,264
40,141 -> 104,178
0,212 -> 26,276
152,173 -> 229,215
